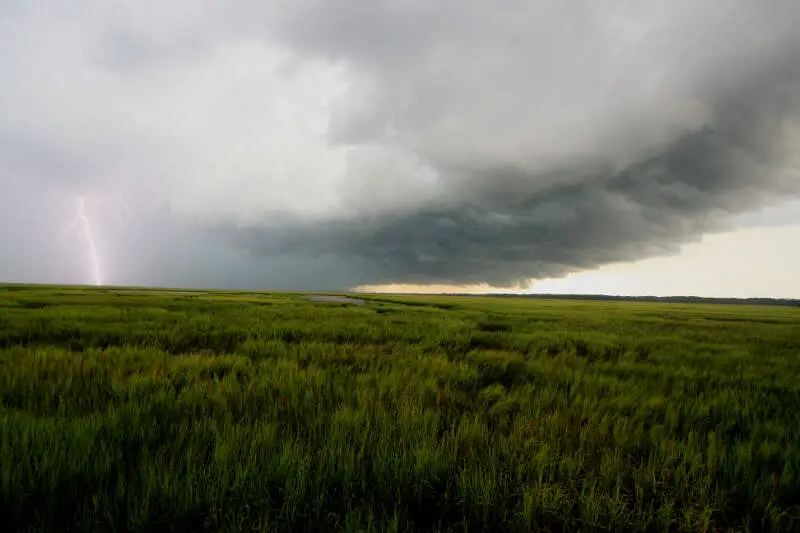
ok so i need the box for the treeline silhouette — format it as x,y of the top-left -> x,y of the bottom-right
463,293 -> 800,307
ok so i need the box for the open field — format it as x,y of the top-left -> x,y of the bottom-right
0,285 -> 799,532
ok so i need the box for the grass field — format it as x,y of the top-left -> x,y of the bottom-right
0,285 -> 798,532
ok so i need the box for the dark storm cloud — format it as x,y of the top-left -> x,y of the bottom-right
227,1 -> 800,287
232,122 -> 796,287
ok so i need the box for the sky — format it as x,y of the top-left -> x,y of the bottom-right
1,0 -> 799,297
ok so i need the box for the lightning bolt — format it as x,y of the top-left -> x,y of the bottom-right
61,194 -> 129,287
74,197 -> 103,286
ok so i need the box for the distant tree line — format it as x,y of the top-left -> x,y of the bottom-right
462,293 -> 800,307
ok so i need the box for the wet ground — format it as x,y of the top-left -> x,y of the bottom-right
109,290 -> 209,295
308,295 -> 365,306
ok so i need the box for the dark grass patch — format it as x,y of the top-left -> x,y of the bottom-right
702,316 -> 787,325
467,332 -> 513,352
19,301 -> 51,310
477,320 -> 513,333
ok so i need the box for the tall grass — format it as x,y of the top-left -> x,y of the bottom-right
0,286 -> 798,531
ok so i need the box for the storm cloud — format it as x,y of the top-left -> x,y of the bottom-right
1,0 -> 799,289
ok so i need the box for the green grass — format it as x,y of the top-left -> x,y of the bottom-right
0,285 -> 799,532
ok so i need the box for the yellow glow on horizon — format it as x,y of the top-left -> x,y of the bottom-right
354,225 -> 800,299
353,283 -> 499,294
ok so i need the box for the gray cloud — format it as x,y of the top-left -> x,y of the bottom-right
232,123 -> 797,287
228,0 -> 800,287
1,0 -> 799,290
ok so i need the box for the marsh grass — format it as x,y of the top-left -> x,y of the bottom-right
0,285 -> 798,531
